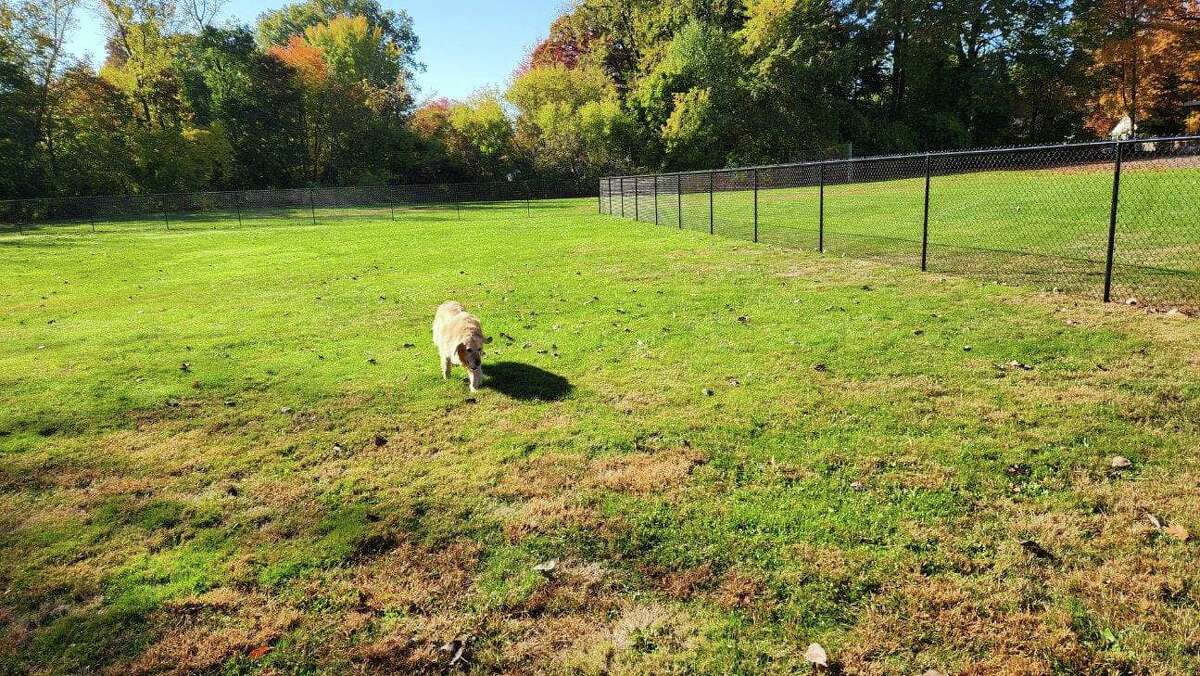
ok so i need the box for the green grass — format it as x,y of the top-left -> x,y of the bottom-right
2,200 -> 1199,673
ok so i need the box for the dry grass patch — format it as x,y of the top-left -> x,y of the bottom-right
128,590 -> 302,675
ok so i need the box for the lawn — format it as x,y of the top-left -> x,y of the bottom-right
1,201 -> 1199,673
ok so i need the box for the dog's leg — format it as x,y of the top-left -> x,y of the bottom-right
442,356 -> 451,380
468,369 -> 480,392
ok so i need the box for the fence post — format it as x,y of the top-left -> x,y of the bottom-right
598,182 -> 602,214
620,178 -> 625,218
164,201 -> 170,230
235,196 -> 242,228
818,163 -> 825,253
708,172 -> 714,235
921,153 -> 931,271
634,177 -> 639,221
677,174 -> 682,229
654,174 -> 659,225
1103,141 -> 1124,303
309,188 -> 317,225
752,168 -> 759,243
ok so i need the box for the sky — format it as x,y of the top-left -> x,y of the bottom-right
64,0 -> 569,101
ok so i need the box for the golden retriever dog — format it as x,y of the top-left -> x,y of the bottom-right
432,301 -> 485,392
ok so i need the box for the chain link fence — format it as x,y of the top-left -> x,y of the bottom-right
0,179 -> 596,236
600,136 -> 1200,312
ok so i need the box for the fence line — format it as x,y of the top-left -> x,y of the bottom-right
600,136 -> 1200,312
0,179 -> 596,235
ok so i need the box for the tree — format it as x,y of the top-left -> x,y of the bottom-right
1082,0 -> 1200,136
9,0 -> 80,191
99,0 -> 186,130
255,0 -> 419,78
508,63 -> 632,176
180,0 -> 227,33
633,20 -> 742,167
0,4 -> 43,198
50,65 -> 137,195
177,26 -> 306,187
302,14 -> 399,87
270,16 -> 414,186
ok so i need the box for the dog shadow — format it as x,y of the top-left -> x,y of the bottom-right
483,362 -> 573,401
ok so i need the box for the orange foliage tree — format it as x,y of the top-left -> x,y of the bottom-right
1086,0 -> 1200,135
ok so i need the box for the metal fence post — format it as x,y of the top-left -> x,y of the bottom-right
921,153 -> 931,271
1103,141 -> 1124,303
598,182 -> 602,214
818,163 -> 825,253
235,197 -> 242,228
620,178 -> 625,218
708,172 -> 714,235
654,174 -> 659,225
752,168 -> 759,243
309,188 -> 317,225
677,174 -> 682,229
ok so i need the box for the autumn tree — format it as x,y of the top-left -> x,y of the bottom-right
1083,0 -> 1200,135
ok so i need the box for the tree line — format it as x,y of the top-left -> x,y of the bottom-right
1,0 -> 1197,201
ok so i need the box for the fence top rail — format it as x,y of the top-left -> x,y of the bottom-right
600,134 -> 1200,182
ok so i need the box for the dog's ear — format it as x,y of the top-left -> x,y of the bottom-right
456,343 -> 469,363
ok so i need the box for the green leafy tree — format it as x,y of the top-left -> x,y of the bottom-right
446,92 -> 515,179
508,63 -> 632,177
177,26 -> 306,187
633,20 -> 741,167
255,0 -> 419,78
0,5 -> 43,198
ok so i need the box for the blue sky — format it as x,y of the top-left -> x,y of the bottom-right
65,0 -> 569,100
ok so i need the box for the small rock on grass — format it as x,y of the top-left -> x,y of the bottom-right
532,559 -> 557,573
1110,455 -> 1133,470
804,642 -> 828,668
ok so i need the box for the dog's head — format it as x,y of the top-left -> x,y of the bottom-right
456,336 -> 485,372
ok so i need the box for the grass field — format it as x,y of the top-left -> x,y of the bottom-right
2,200 -> 1200,673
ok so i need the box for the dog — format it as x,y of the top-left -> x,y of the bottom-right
432,301 -> 485,392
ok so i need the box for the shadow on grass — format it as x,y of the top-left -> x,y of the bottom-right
483,361 -> 573,401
